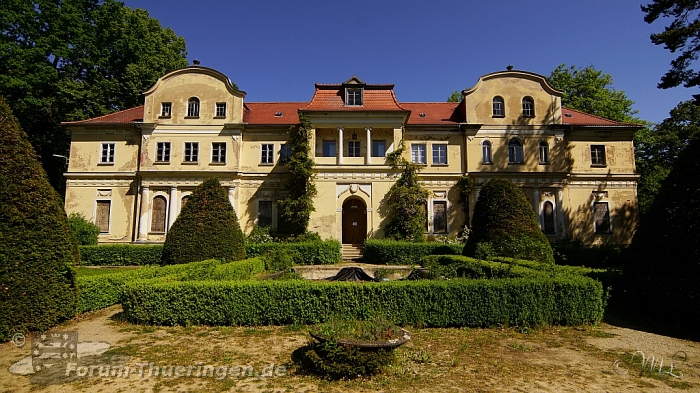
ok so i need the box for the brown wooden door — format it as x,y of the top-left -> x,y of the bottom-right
342,198 -> 366,244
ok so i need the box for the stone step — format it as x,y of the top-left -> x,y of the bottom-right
342,244 -> 364,260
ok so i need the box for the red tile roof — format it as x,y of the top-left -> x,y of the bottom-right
562,107 -> 641,127
62,106 -> 144,125
244,103 -> 303,125
301,85 -> 407,112
401,102 -> 463,125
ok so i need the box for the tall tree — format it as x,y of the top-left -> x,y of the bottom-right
548,64 -> 640,123
642,1 -> 700,89
0,0 -> 188,193
635,100 -> 700,215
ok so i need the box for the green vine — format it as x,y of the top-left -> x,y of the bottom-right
277,113 -> 317,235
385,138 -> 429,241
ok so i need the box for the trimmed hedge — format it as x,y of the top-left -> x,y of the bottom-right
120,277 -> 604,327
246,240 -> 341,265
421,255 -> 543,279
363,239 -> 462,265
76,258 -> 265,313
79,244 -> 163,266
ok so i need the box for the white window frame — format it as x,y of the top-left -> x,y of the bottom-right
522,97 -> 535,117
539,141 -> 549,164
156,142 -> 170,163
411,143 -> 427,164
211,142 -> 226,163
346,88 -> 363,106
591,145 -> 606,166
99,143 -> 115,164
187,97 -> 200,117
432,144 -> 447,165
261,143 -> 274,164
183,142 -> 199,162
482,140 -> 492,164
508,138 -> 524,164
160,102 -> 172,117
492,96 -> 505,117
215,102 -> 226,117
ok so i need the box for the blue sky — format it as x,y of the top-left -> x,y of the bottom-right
122,0 -> 692,124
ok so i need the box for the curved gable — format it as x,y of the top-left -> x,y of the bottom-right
462,70 -> 563,125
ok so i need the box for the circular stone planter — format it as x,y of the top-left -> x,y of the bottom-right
309,328 -> 411,350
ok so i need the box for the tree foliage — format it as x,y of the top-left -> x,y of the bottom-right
635,100 -> 700,215
0,97 -> 78,340
447,90 -> 461,102
548,64 -> 640,123
385,140 -> 429,241
0,0 -> 188,193
624,133 -> 700,338
161,178 -> 245,265
276,113 -> 317,235
68,212 -> 100,246
642,1 -> 700,89
463,179 -> 554,264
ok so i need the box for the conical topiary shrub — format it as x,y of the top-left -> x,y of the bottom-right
161,178 -> 245,265
463,178 -> 554,264
0,97 -> 79,341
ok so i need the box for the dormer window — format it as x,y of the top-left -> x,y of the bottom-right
346,88 -> 363,106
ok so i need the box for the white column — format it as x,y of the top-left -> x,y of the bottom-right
365,127 -> 372,164
137,185 -> 150,240
228,186 -> 236,209
532,188 -> 541,229
338,127 -> 344,165
168,186 -> 178,229
556,188 -> 565,238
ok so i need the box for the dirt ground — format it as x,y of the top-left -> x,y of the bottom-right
1,306 -> 698,393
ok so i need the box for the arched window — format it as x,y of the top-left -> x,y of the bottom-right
151,196 -> 167,233
492,96 -> 505,117
181,195 -> 190,210
539,141 -> 549,164
508,138 -> 523,164
543,201 -> 556,235
522,96 -> 535,117
187,97 -> 200,117
482,141 -> 492,164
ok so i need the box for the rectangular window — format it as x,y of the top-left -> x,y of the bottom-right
411,144 -> 426,164
432,144 -> 447,165
184,142 -> 199,162
348,141 -> 360,157
591,145 -> 606,166
539,143 -> 549,164
346,88 -> 363,106
258,200 -> 272,227
215,102 -> 226,117
261,144 -> 274,164
433,201 -> 448,234
211,142 -> 226,163
323,141 -> 336,157
372,140 -> 386,157
280,144 -> 292,164
95,200 -> 111,233
160,102 -> 172,117
100,143 -> 115,164
156,142 -> 171,163
594,202 -> 611,234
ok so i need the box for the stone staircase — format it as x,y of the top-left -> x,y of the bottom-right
341,244 -> 364,261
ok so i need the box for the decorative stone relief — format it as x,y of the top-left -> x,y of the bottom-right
97,189 -> 112,197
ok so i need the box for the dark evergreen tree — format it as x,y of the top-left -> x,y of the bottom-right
463,179 -> 554,264
0,97 -> 78,341
624,133 -> 700,338
161,178 -> 245,265
385,140 -> 429,241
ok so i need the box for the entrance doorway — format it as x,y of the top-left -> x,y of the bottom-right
342,198 -> 367,244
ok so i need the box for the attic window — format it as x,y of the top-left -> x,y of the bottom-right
274,112 -> 283,117
346,88 -> 363,106
419,113 -> 426,117
564,113 -> 573,118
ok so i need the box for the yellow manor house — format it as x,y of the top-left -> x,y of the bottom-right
62,64 -> 641,247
